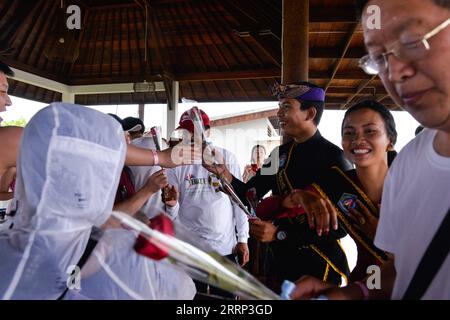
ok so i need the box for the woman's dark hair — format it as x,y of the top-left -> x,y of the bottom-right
342,99 -> 397,146
356,0 -> 450,17
0,61 -> 14,76
387,150 -> 398,167
415,125 -> 424,136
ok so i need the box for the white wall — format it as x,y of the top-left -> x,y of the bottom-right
210,118 -> 281,174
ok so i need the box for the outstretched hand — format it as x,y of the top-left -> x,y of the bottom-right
348,199 -> 378,240
282,189 -> 338,237
290,276 -> 339,300
202,145 -> 233,182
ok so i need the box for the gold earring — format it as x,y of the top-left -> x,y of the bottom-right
387,143 -> 394,151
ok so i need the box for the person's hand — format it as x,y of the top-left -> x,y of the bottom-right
202,146 -> 234,182
242,165 -> 256,182
290,276 -> 339,300
145,169 -> 168,194
249,219 -> 277,242
162,184 -> 178,207
285,190 -> 338,237
348,199 -> 378,240
233,242 -> 249,267
282,191 -> 301,209
159,142 -> 203,168
203,161 -> 228,177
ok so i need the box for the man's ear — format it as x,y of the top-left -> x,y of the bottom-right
305,107 -> 317,122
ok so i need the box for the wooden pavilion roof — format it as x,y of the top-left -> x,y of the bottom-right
0,0 -> 396,109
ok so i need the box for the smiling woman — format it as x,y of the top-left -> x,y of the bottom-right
341,100 -> 397,169
285,99 -> 397,282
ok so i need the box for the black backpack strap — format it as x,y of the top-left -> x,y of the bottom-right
57,238 -> 98,300
402,206 -> 450,300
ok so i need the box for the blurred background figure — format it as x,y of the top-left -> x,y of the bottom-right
122,117 -> 145,140
243,145 -> 267,183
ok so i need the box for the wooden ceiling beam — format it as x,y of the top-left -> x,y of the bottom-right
222,0 -> 282,70
228,5 -> 357,35
125,7 -> 133,77
174,68 -> 280,81
327,86 -> 386,95
311,70 -> 371,80
188,3 -> 239,100
186,2 -> 225,69
110,8 -> 119,78
310,47 -> 366,59
310,6 -> 357,23
69,7 -> 91,76
210,108 -> 278,127
226,0 -> 281,38
99,8 -> 110,77
89,8 -> 102,77
6,65 -> 373,85
206,0 -> 262,98
172,69 -> 373,82
148,4 -> 174,79
325,22 -> 359,92
133,5 -> 143,76
339,75 -> 378,109
377,94 -> 391,102
198,1 -> 252,99
89,3 -> 138,11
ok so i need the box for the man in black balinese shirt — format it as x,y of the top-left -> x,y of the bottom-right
204,81 -> 352,292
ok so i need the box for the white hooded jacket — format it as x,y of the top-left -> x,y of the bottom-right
71,228 -> 196,300
0,103 -> 125,299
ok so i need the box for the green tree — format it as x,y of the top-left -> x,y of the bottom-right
1,117 -> 27,127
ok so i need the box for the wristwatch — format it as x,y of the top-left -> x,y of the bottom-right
276,230 -> 287,241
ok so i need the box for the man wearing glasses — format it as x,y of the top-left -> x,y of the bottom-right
291,0 -> 450,300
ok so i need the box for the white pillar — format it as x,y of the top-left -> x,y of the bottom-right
166,81 -> 179,139
62,91 -> 75,103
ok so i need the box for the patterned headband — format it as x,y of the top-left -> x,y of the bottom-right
271,82 -> 325,102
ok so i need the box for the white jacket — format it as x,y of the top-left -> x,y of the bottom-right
72,228 -> 196,300
0,103 -> 125,299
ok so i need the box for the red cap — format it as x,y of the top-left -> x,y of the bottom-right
176,108 -> 210,133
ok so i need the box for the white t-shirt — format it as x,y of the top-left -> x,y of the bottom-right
167,145 -> 249,256
375,129 -> 450,299
130,137 -> 178,219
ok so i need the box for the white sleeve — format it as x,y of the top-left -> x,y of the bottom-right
374,164 -> 399,255
165,168 -> 180,220
226,150 -> 249,243
164,202 -> 179,221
